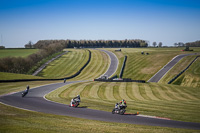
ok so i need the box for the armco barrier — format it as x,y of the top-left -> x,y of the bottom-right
94,78 -> 145,83
0,50 -> 91,83
119,56 -> 127,78
168,55 -> 200,84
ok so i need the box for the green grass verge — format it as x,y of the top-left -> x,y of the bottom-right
38,49 -> 89,78
27,51 -> 65,75
101,47 -> 200,81
0,72 -> 43,80
159,55 -> 198,85
173,57 -> 200,87
0,49 -> 38,58
1,103 -> 197,133
46,81 -> 200,123
0,81 -> 60,96
0,81 -> 197,133
68,49 -> 109,81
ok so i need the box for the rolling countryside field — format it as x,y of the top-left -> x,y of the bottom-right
1,47 -> 200,133
0,49 -> 38,58
37,49 -> 90,78
46,81 -> 200,123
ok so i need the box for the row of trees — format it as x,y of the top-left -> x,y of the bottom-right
0,46 -> 5,49
152,42 -> 163,47
174,42 -> 185,47
0,43 -> 64,74
185,40 -> 200,47
34,39 -> 148,49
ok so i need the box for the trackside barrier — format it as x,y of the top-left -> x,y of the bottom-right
0,50 -> 91,83
94,78 -> 145,83
119,56 -> 127,78
168,55 -> 200,84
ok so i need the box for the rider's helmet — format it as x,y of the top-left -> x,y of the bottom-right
77,95 -> 80,98
116,103 -> 118,105
122,99 -> 126,104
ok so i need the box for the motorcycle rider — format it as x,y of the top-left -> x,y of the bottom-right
115,103 -> 120,110
22,85 -> 29,97
71,95 -> 81,106
26,85 -> 29,93
119,99 -> 127,109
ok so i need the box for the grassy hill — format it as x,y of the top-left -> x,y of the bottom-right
0,49 -> 38,58
1,103 -> 196,133
38,49 -> 89,78
1,47 -> 200,132
46,81 -> 200,123
0,72 -> 43,80
69,49 -> 110,81
104,48 -> 200,83
37,49 -> 109,80
173,57 -> 200,87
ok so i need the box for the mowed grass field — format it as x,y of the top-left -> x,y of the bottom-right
38,49 -> 89,78
173,57 -> 200,87
0,49 -> 38,58
70,49 -> 110,81
159,55 -> 200,87
1,81 -> 197,133
1,103 -> 197,133
0,72 -> 44,80
103,48 -> 200,81
38,49 -> 109,80
46,81 -> 200,123
1,47 -> 200,132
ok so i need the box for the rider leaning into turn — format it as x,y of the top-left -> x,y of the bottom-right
73,95 -> 81,102
71,95 -> 81,106
115,99 -> 127,110
26,85 -> 30,93
120,99 -> 127,106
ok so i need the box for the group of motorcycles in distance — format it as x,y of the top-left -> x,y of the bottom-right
22,87 -> 127,115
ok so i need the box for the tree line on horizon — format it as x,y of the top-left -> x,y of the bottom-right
185,40 -> 200,47
25,39 -> 148,49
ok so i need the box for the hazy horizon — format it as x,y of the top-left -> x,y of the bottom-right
0,0 -> 200,48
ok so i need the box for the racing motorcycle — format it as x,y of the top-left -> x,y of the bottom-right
112,105 -> 126,115
70,99 -> 80,107
21,90 -> 28,97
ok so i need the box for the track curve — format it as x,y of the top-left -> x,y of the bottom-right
0,50 -> 200,130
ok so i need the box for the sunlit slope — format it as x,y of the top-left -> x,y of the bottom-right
38,49 -> 89,78
159,55 -> 199,86
0,49 -> 39,58
0,72 -> 43,80
46,81 -> 200,123
70,49 -> 109,81
173,57 -> 200,87
104,48 -> 199,81
1,103 -> 195,133
159,48 -> 200,87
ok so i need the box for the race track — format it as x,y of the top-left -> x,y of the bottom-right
0,50 -> 200,130
148,53 -> 199,82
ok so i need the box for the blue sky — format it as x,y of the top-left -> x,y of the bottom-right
0,0 -> 200,48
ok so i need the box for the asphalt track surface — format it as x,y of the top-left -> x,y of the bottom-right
1,50 -> 200,130
97,49 -> 119,78
148,53 -> 199,82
